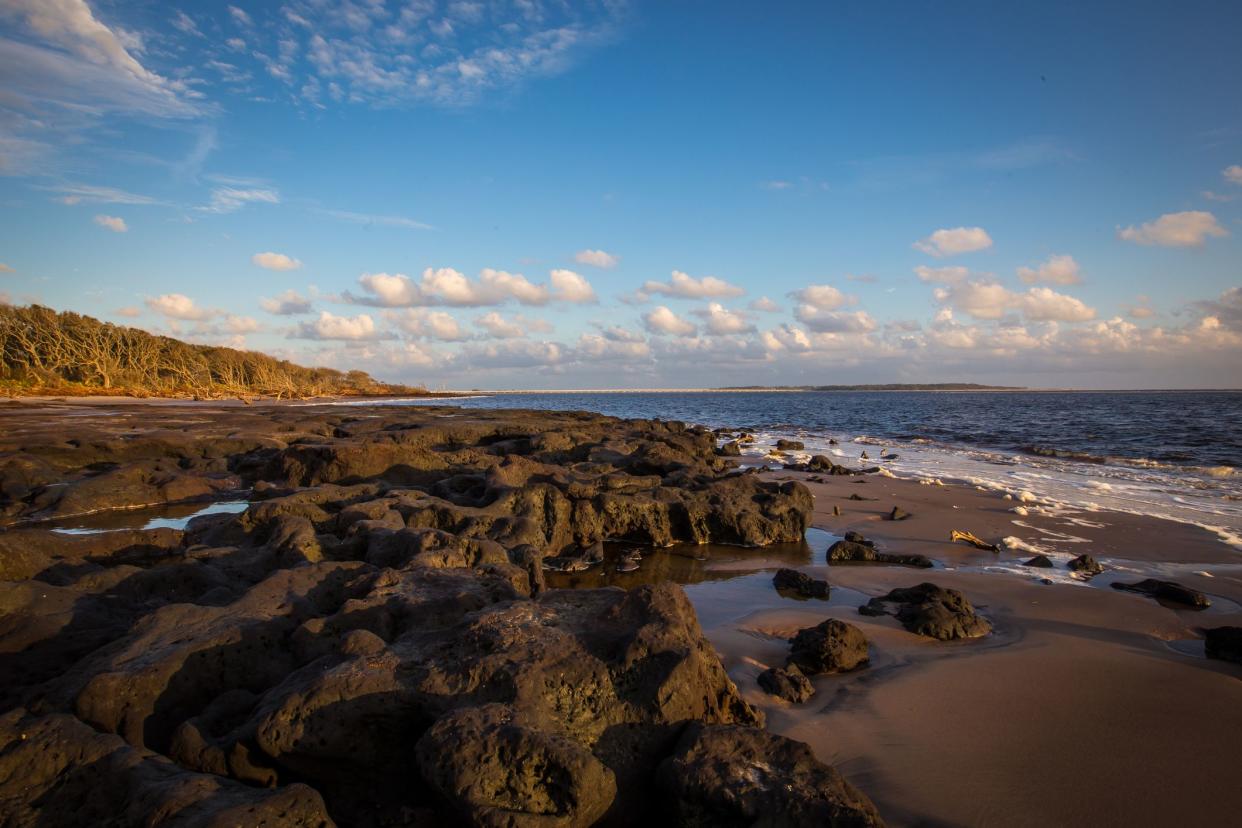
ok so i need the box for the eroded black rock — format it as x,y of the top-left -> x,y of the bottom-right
788,618 -> 870,674
657,723 -> 885,827
757,664 -> 815,703
827,539 -> 933,569
860,583 -> 991,640
773,567 -> 831,598
1111,578 -> 1211,609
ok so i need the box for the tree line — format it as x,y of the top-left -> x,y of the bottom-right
0,304 -> 423,398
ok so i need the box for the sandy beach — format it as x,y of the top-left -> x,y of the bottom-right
695,470 -> 1242,826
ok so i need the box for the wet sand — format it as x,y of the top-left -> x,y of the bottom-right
691,471 -> 1242,826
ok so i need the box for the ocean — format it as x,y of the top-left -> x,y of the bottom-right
351,390 -> 1242,546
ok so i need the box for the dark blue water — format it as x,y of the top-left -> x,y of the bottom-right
412,391 -> 1242,470
352,390 -> 1241,537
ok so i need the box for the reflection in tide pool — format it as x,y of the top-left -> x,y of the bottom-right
547,528 -> 839,628
50,499 -> 250,534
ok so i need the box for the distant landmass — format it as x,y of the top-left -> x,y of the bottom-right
0,304 -> 431,399
717,383 -> 1025,391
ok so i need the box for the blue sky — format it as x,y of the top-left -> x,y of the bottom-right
1,0 -> 1240,389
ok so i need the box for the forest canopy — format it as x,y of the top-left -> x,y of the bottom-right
0,304 -> 423,398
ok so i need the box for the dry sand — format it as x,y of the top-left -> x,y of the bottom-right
693,471 -> 1242,826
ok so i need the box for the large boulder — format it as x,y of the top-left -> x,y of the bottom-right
657,723 -> 885,826
416,703 -> 617,827
0,709 -> 334,827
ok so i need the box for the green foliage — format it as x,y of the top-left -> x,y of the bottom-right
0,304 -> 423,398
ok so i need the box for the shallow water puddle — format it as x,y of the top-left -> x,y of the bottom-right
49,499 -> 249,534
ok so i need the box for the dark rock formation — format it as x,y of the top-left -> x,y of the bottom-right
1111,579 -> 1211,609
775,439 -> 805,451
757,664 -> 815,703
657,723 -> 885,827
1067,554 -> 1103,576
773,567 -> 831,598
1204,627 -> 1242,664
860,583 -> 991,640
0,402 -> 844,825
1023,554 -> 1054,568
788,619 -> 870,674
827,539 -> 933,568
885,506 -> 911,521
717,440 -> 741,457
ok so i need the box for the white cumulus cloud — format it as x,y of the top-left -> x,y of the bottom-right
1117,211 -> 1228,247
573,249 -> 619,269
260,290 -> 313,315
252,251 -> 303,271
145,293 -> 213,321
641,270 -> 744,300
295,311 -> 379,340
914,226 -> 993,257
643,305 -> 697,337
1017,254 -> 1081,285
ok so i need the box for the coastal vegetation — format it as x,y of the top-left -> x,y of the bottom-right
0,304 -> 423,399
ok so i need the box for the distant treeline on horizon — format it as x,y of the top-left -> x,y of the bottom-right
0,304 -> 423,399
716,383 -> 1025,391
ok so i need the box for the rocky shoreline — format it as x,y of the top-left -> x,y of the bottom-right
0,402 -> 882,826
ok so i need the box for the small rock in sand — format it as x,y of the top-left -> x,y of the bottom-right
1111,578 -> 1211,610
1067,554 -> 1103,576
788,619 -> 870,674
1204,627 -> 1242,665
773,568 -> 831,599
860,583 -> 991,640
827,539 -> 933,569
776,439 -> 805,451
885,506 -> 911,521
1022,555 -> 1055,568
757,664 -> 815,703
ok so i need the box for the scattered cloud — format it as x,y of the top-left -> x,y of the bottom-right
46,184 -> 162,205
1017,254 -> 1081,285
573,249 -> 619,269
146,293 -> 214,321
93,214 -> 127,232
914,265 -> 970,284
549,269 -> 597,303
640,270 -> 744,300
346,267 -> 594,308
1224,165 -> 1242,186
788,284 -> 849,310
201,187 -> 280,214
1202,190 -> 1235,203
794,307 -> 877,333
321,209 -> 433,231
692,303 -> 754,335
0,264 -> 13,273
252,251 -> 303,271
260,290 -> 314,315
113,306 -> 140,318
473,311 -> 552,339
914,226 -> 993,257
294,311 -> 380,340
933,281 -> 1095,322
643,305 -> 697,337
385,308 -> 468,340
748,296 -> 781,313
0,0 -> 199,118
1117,211 -> 1227,247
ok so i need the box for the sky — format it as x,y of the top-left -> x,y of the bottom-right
1,0 -> 1240,390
